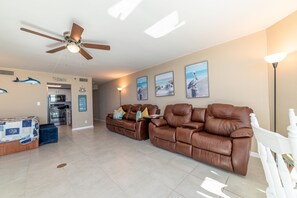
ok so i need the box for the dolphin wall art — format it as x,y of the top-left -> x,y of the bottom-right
13,77 -> 40,85
0,88 -> 8,94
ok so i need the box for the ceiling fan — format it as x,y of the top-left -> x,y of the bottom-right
20,23 -> 110,60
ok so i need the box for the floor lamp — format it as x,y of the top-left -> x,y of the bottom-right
117,87 -> 123,106
264,52 -> 287,132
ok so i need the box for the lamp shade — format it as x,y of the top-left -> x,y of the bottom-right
264,52 -> 287,64
117,87 -> 123,91
67,43 -> 80,53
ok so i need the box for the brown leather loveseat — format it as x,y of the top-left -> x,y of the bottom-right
106,104 -> 159,140
149,103 -> 253,175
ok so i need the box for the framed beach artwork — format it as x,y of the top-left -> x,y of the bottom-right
155,71 -> 175,97
185,61 -> 209,98
136,76 -> 148,100
78,95 -> 87,112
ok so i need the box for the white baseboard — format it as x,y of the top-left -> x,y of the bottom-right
94,118 -> 105,122
72,125 -> 94,131
250,151 -> 259,158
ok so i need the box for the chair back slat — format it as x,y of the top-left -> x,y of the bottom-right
288,109 -> 297,169
250,113 -> 297,198
277,154 -> 296,197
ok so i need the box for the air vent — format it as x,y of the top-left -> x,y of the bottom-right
0,70 -> 14,76
79,78 -> 88,82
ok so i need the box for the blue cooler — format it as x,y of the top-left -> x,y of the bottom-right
39,124 -> 58,146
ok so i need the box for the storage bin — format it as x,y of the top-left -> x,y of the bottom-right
39,124 -> 58,146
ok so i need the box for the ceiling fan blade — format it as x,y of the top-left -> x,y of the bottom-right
79,48 -> 93,60
46,46 -> 66,53
82,43 -> 111,51
20,27 -> 64,42
70,23 -> 84,42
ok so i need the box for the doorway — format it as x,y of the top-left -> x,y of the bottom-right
47,83 -> 72,127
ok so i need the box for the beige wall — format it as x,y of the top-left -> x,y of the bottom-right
98,31 -> 271,152
266,11 -> 297,135
0,67 -> 93,129
93,89 -> 101,120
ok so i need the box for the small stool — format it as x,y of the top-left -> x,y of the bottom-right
39,124 -> 58,146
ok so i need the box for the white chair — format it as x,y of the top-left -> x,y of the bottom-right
250,113 -> 297,198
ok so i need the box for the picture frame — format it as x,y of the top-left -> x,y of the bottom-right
78,95 -> 87,112
185,61 -> 209,98
136,76 -> 148,100
155,71 -> 175,97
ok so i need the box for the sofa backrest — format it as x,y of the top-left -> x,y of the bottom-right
164,103 -> 192,127
127,104 -> 142,121
192,108 -> 206,122
204,103 -> 253,136
121,104 -> 131,119
141,104 -> 159,115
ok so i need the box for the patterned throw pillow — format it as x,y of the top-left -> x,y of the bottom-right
117,107 -> 126,116
141,107 -> 149,117
136,111 -> 142,121
113,110 -> 123,120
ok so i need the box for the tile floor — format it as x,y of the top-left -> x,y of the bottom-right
0,121 -> 267,198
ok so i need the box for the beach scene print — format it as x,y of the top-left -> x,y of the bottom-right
155,71 -> 174,97
186,61 -> 209,98
137,76 -> 148,100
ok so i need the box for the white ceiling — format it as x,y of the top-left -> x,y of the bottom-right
1,0 -> 297,84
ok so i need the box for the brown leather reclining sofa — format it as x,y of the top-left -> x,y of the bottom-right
149,103 -> 253,175
106,104 -> 159,140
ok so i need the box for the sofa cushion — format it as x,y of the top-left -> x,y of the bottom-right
230,128 -> 253,138
151,118 -> 167,127
121,120 -> 136,131
204,103 -> 253,136
182,122 -> 204,130
131,104 -> 142,112
121,104 -> 132,119
192,108 -> 206,122
192,132 -> 232,156
164,103 -> 192,128
176,127 -> 197,144
153,126 -> 176,142
127,111 -> 136,121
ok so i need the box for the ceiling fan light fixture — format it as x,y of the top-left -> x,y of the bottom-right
67,43 -> 80,53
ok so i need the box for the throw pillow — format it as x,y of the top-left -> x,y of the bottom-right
136,111 -> 142,121
113,110 -> 123,120
142,107 -> 149,117
117,107 -> 126,116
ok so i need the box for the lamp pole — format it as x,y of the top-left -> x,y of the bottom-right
272,62 -> 278,132
119,90 -> 122,106
117,87 -> 123,106
264,52 -> 287,132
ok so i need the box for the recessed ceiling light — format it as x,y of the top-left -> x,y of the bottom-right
144,11 -> 186,38
108,0 -> 142,21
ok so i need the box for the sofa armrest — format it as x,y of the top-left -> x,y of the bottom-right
182,122 -> 204,131
137,118 -> 146,122
230,128 -> 253,138
151,118 -> 167,127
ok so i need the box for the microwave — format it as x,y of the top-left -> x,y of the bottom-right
49,95 -> 66,103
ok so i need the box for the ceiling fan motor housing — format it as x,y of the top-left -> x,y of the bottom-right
64,31 -> 81,46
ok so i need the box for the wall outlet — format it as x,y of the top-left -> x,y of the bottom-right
37,102 -> 41,106
84,120 -> 88,124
